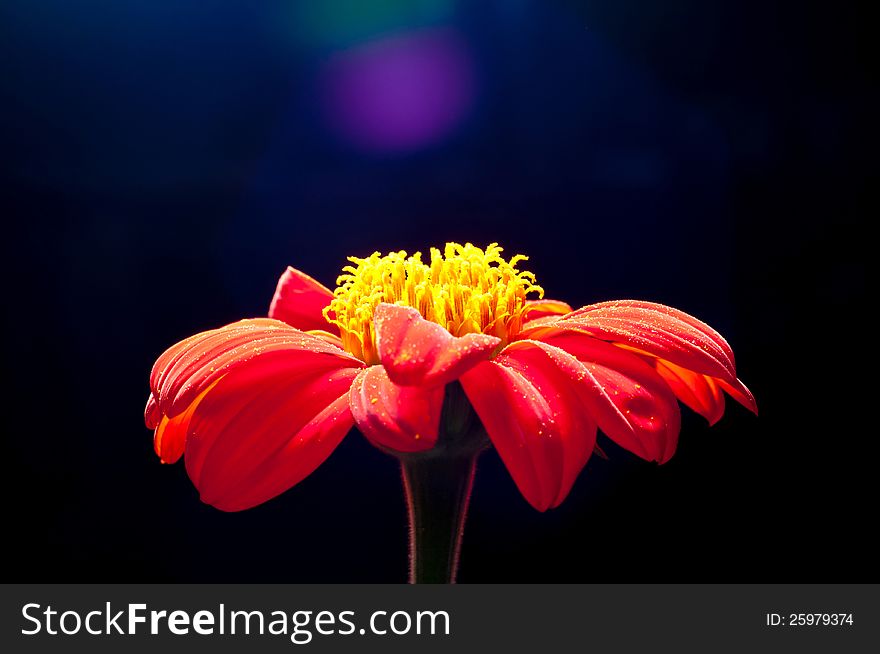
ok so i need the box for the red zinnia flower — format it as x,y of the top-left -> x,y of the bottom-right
145,243 -> 755,580
146,242 -> 754,510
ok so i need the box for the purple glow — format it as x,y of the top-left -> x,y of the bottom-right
321,29 -> 475,153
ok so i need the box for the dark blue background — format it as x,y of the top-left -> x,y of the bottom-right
3,1 -> 872,581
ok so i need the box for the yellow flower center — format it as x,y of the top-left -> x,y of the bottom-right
325,242 -> 544,363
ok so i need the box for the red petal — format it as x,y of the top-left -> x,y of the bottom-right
459,362 -> 559,511
145,319 -> 364,510
149,383 -> 216,463
152,385 -> 213,464
522,299 -> 573,323
349,366 -> 443,453
150,319 -> 360,420
524,300 -> 756,415
217,395 -> 354,511
268,266 -> 338,334
654,359 -> 725,425
551,300 -> 736,380
145,395 -> 161,429
305,329 -> 345,349
373,303 -> 500,387
717,378 -> 758,415
149,317 -> 280,402
154,414 -> 186,464
184,364 -> 358,511
491,343 -> 599,508
460,343 -> 598,511
524,331 -> 681,464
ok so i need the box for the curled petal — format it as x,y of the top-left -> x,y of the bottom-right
349,366 -> 442,453
149,319 -> 361,419
145,395 -> 161,430
153,383 -> 215,464
538,300 -> 735,379
373,303 -> 500,387
154,415 -> 185,464
268,266 -> 338,334
568,299 -> 737,365
654,359 -> 725,425
145,320 -> 365,510
518,333 -> 681,464
716,378 -> 757,415
524,300 -> 756,415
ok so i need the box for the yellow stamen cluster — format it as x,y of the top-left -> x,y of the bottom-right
325,242 -> 544,363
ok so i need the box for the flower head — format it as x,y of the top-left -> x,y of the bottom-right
326,243 -> 543,361
146,242 -> 756,512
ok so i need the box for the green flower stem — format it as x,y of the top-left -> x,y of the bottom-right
400,452 -> 479,584
397,382 -> 488,584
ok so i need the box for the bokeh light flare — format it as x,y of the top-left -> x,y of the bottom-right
320,29 -> 476,154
